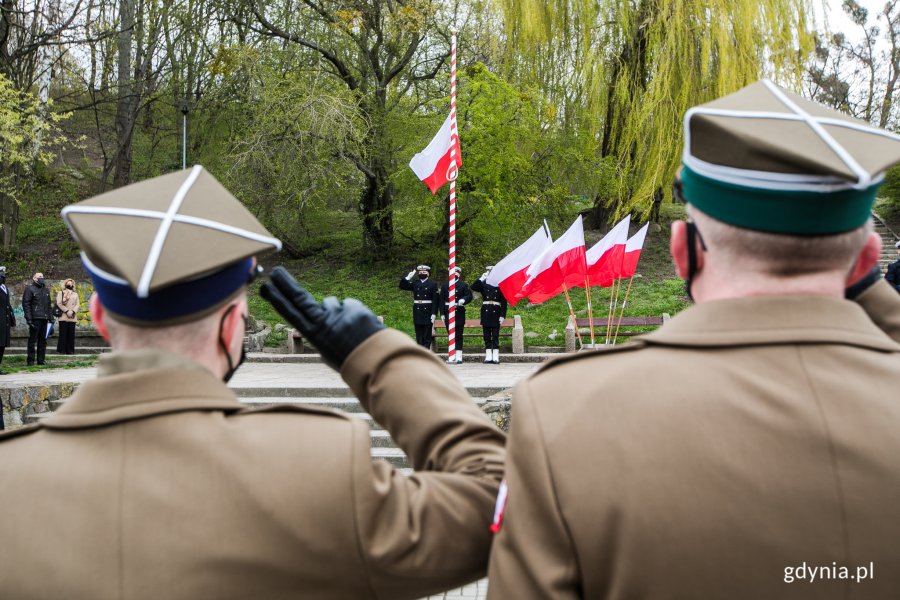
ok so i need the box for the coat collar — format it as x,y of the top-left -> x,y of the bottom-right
641,295 -> 900,352
42,349 -> 243,430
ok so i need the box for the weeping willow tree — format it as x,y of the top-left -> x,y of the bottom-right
495,0 -> 816,222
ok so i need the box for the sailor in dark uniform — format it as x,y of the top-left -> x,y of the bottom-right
399,265 -> 439,349
470,266 -> 508,364
439,267 -> 474,364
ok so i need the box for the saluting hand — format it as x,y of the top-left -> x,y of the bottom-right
261,267 -> 385,371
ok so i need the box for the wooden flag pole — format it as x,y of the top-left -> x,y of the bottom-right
585,275 -> 595,347
604,281 -> 616,345
562,284 -> 583,349
612,275 -> 635,344
446,29 -> 460,362
608,277 -> 623,344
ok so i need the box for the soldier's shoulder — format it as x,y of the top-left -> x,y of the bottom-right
531,339 -> 650,379
0,423 -> 42,443
235,402 -> 354,423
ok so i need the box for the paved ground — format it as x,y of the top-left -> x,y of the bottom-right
0,353 -> 542,392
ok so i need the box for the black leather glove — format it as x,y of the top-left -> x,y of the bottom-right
260,266 -> 385,371
845,265 -> 882,299
26,321 -> 34,330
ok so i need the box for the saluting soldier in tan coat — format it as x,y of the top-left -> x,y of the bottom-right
488,81 -> 900,599
0,166 -> 505,599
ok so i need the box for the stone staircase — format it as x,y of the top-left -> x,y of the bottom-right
874,212 -> 899,272
232,387 -> 505,469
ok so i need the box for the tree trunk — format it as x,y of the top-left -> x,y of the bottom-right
360,159 -> 394,250
112,0 -> 135,188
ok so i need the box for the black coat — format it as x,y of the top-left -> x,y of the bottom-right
0,284 -> 14,347
22,282 -> 52,323
470,278 -> 508,327
399,277 -> 439,325
886,259 -> 900,292
439,279 -> 474,322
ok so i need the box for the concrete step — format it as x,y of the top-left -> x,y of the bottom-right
371,447 -> 408,468
246,352 -> 561,364
3,348 -> 109,355
239,397 -> 365,413
232,385 -> 509,399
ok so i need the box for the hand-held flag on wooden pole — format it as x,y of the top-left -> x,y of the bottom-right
521,215 -> 587,305
621,223 -> 649,277
485,226 -> 551,306
613,223 -> 650,344
583,215 -> 631,288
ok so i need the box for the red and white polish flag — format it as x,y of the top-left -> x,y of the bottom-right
522,216 -> 587,305
486,226 -> 552,306
621,223 -> 649,278
409,114 -> 462,194
583,215 -> 631,288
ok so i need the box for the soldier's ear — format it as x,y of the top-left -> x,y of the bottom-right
90,293 -> 111,342
671,220 -> 705,279
845,231 -> 882,286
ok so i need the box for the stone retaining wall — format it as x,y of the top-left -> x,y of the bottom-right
1,384 -> 77,430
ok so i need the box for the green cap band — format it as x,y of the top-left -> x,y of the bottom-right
680,165 -> 879,235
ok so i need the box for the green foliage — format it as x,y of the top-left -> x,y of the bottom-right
496,0 -> 816,221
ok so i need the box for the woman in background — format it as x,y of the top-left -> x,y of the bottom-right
56,278 -> 79,354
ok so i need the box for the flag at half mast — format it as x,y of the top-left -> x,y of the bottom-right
409,114 -> 462,194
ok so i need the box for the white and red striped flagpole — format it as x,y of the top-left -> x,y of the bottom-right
447,29 -> 460,363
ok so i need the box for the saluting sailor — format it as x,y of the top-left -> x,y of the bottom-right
399,264 -> 439,348
439,266 -> 473,364
488,81 -> 900,599
470,266 -> 508,364
0,167 -> 505,598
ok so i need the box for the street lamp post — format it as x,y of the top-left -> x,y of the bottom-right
176,99 -> 189,169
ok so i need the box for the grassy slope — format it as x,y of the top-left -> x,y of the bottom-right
6,167 -> 691,350
249,204 -> 691,347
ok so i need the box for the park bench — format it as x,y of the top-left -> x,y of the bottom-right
287,316 -> 385,354
432,315 -> 525,354
565,314 -> 670,351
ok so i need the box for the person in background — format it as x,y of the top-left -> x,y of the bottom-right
56,278 -> 79,355
399,264 -> 439,349
439,266 -> 473,364
471,266 -> 508,364
0,266 -> 14,378
22,271 -> 51,366
885,240 -> 900,292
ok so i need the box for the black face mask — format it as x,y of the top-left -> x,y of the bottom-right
684,221 -> 707,303
218,305 -> 248,383
66,284 -> 74,289
36,277 -> 45,287
418,274 -> 428,280
0,275 -> 5,284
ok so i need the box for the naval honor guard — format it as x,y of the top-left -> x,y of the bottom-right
471,266 -> 508,363
399,264 -> 439,348
439,266 -> 473,363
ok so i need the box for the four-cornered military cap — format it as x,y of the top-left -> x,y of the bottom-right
416,265 -> 432,272
62,165 -> 281,326
0,266 -> 5,274
681,79 -> 900,234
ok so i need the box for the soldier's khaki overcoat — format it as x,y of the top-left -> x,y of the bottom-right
0,329 -> 505,599
488,281 -> 900,599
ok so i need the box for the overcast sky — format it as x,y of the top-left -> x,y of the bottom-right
818,0 -> 889,40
